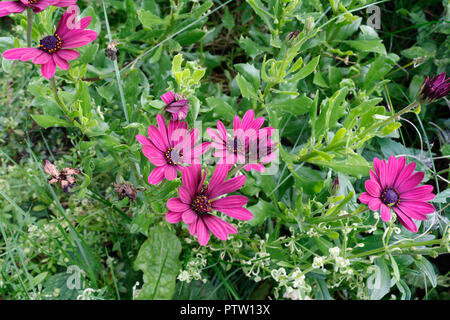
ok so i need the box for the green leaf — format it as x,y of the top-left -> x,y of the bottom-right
234,63 -> 260,90
134,226 -> 182,300
31,115 -> 73,129
307,152 -> 369,178
236,74 -> 259,100
206,97 -> 235,120
290,56 -> 320,81
223,7 -> 235,30
432,189 -> 450,204
248,200 -> 278,226
367,257 -> 391,300
137,10 -> 167,29
269,95 -> 313,116
415,258 -> 437,288
174,30 -> 205,46
339,40 -> 386,55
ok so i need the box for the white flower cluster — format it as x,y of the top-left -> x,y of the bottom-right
272,267 -> 312,300
177,253 -> 208,283
76,288 -> 104,300
242,239 -> 271,282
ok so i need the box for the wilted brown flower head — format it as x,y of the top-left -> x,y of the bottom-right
113,182 -> 138,202
43,160 -> 80,193
106,40 -> 119,61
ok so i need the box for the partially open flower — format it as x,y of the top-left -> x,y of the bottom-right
419,72 -> 450,103
2,6 -> 97,79
160,91 -> 189,120
0,0 -> 76,17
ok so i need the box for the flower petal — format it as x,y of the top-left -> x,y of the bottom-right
380,204 -> 391,222
167,197 -> 190,212
166,211 -> 182,224
365,180 -> 381,197
196,218 -> 210,246
359,192 -> 374,204
147,166 -> 165,185
207,175 -> 246,200
41,60 -> 56,79
217,207 -> 253,221
392,207 -> 418,233
203,215 -> 236,241
212,195 -> 248,209
397,172 -> 425,193
182,209 -> 197,224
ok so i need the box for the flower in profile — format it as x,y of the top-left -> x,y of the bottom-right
359,156 -> 435,232
136,114 -> 210,185
420,72 -> 450,103
160,91 -> 190,120
0,0 -> 77,17
2,6 -> 97,79
166,164 -> 253,246
207,109 -> 266,165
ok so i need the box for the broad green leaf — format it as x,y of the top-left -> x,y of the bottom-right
134,226 -> 182,300
290,56 -> 320,81
268,95 -> 313,116
206,97 -> 235,120
32,115 -> 73,129
415,258 -> 437,288
248,200 -> 278,226
137,10 -> 167,29
236,74 -> 259,100
367,257 -> 391,300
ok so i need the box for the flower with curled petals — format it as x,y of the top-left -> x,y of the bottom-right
160,91 -> 190,120
359,156 -> 435,233
136,114 -> 210,185
2,5 -> 97,79
166,164 -> 253,246
0,0 -> 77,17
420,72 -> 450,103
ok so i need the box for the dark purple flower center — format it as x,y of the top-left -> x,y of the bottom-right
164,148 -> 183,166
191,194 -> 211,215
226,137 -> 244,155
39,34 -> 62,54
381,188 -> 399,206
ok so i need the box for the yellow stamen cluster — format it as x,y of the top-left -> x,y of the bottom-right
191,194 -> 211,215
164,147 -> 183,166
38,34 -> 62,54
28,0 -> 39,4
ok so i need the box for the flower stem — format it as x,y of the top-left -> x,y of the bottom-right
26,8 -> 33,47
50,77 -> 69,117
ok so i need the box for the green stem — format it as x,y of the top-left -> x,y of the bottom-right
26,8 -> 33,47
349,239 -> 442,259
50,77 -> 69,117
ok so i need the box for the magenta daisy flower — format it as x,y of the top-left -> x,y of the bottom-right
420,72 -> 450,103
160,91 -> 189,120
359,156 -> 436,233
166,164 -> 253,246
207,109 -> 266,165
0,0 -> 76,17
136,114 -> 210,185
2,6 -> 97,79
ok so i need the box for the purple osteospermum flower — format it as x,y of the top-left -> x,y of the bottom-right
166,164 -> 253,246
207,109 -> 267,165
2,6 -> 97,79
420,72 -> 450,103
359,156 -> 435,233
0,0 -> 76,17
136,114 -> 210,185
160,91 -> 189,120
